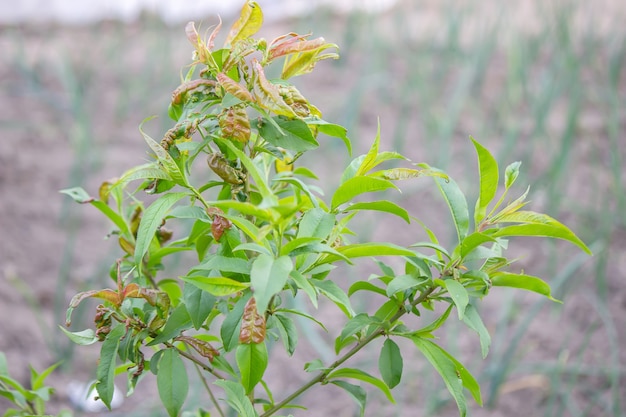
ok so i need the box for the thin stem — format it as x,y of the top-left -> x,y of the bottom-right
165,342 -> 228,380
260,286 -> 436,417
193,362 -> 226,417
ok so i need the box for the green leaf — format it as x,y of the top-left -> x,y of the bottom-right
317,242 -> 415,265
214,380 -> 259,417
280,237 -> 322,256
297,208 -> 335,239
209,200 -> 277,221
456,232 -> 498,259
462,304 -> 491,358
250,254 -> 292,315
327,368 -> 395,403
236,342 -> 268,393
135,192 -> 188,267
331,176 -> 397,210
218,138 -> 278,208
195,255 -> 251,275
270,313 -> 298,355
337,314 -> 377,351
226,1 -> 263,46
183,283 -> 216,330
181,276 -> 250,297
221,293 -> 251,352
490,211 -> 591,254
139,118 -> 188,186
419,163 -> 469,243
490,272 -> 561,302
331,380 -> 366,417
256,116 -> 319,153
356,123 -> 381,176
348,281 -> 387,297
386,274 -> 429,297
60,188 -> 130,236
157,349 -> 189,417
311,279 -> 355,317
58,326 -> 98,345
442,279 -> 469,320
412,337 -> 482,416
504,161 -> 521,190
115,162 -> 172,187
412,305 -> 453,336
289,269 -> 318,308
0,352 -> 7,376
379,339 -> 403,389
471,137 -> 499,226
304,118 -> 352,155
148,304 -> 192,346
96,325 -> 125,409
343,200 -> 410,223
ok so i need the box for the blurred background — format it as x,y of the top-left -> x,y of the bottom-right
1,0 -> 624,416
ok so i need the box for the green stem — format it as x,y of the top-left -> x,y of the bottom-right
260,286 -> 436,417
193,362 -> 226,417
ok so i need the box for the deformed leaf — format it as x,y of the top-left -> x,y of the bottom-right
504,161 -> 521,190
239,297 -> 266,344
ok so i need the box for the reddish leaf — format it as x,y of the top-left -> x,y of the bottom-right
239,297 -> 266,344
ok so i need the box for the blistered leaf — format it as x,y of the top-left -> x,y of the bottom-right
219,105 -> 251,143
226,1 -> 263,46
176,335 -> 220,362
217,72 -> 254,103
239,297 -> 266,344
251,60 -> 297,118
281,37 -> 339,79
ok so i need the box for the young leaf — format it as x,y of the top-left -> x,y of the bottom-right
490,272 -> 561,302
250,254 -> 293,315
471,137 -> 499,226
157,349 -> 189,417
316,242 -> 415,265
504,161 -> 521,190
139,119 -> 188,187
214,380 -> 259,417
134,192 -> 188,267
327,368 -> 395,403
331,380 -> 367,417
455,232 -> 498,259
419,163 -> 469,243
490,211 -> 591,254
331,176 -> 397,210
181,276 -> 250,297
96,325 -> 125,410
379,338 -> 403,389
236,342 -> 268,394
442,279 -> 469,320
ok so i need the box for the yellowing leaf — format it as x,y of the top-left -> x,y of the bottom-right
226,1 -> 263,46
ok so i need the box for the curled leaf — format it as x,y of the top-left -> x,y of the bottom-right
226,1 -> 263,46
281,38 -> 339,79
217,72 -> 254,103
239,297 -> 266,344
219,104 -> 252,143
212,214 -> 232,241
171,79 -> 217,105
207,153 -> 245,184
268,33 -> 327,61
175,335 -> 220,362
251,60 -> 297,118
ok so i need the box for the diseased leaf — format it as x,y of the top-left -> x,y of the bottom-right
226,1 -> 263,46
251,60 -> 297,118
471,137 -> 499,226
379,339 -> 403,388
157,349 -> 188,417
139,119 -> 188,186
239,297 -> 266,344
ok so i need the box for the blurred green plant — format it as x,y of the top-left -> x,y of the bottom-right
61,2 -> 590,416
0,352 -> 70,417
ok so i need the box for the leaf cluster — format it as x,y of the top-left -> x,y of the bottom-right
61,2 -> 590,417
